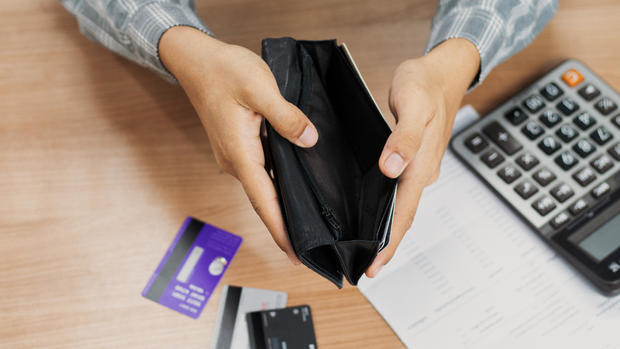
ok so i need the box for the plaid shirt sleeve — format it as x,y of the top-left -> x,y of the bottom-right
59,0 -> 213,83
426,0 -> 558,89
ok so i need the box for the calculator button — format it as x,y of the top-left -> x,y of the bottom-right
465,133 -> 489,153
523,95 -> 546,113
590,154 -> 614,174
557,97 -> 580,116
556,124 -> 578,143
592,182 -> 611,199
532,196 -> 557,216
505,107 -> 528,125
569,198 -> 589,216
481,149 -> 505,168
540,82 -> 563,101
538,135 -> 561,155
573,139 -> 596,158
533,168 -> 557,186
550,211 -> 570,228
594,97 -> 618,116
561,69 -> 584,87
554,151 -> 579,171
608,142 -> 620,160
515,180 -> 539,199
516,152 -> 540,171
483,121 -> 523,155
578,83 -> 601,101
573,167 -> 596,187
498,165 -> 522,184
550,183 -> 575,203
573,111 -> 596,130
522,121 -> 545,140
590,126 -> 613,145
613,114 -> 620,129
539,110 -> 562,128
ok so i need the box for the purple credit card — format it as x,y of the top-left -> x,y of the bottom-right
142,217 -> 242,318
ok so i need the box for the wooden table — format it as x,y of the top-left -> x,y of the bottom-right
2,1 -> 620,347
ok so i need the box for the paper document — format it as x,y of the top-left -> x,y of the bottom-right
358,106 -> 620,349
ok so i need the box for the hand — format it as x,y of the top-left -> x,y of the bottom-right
159,26 -> 319,265
366,38 -> 480,277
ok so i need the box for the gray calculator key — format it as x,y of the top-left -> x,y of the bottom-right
498,165 -> 522,184
465,133 -> 489,153
516,152 -> 540,171
550,183 -> 575,203
591,154 -> 614,174
533,167 -> 557,186
557,97 -> 579,115
556,124 -> 578,143
573,167 -> 597,187
538,135 -> 561,155
515,180 -> 539,199
592,182 -> 611,199
522,121 -> 545,140
505,107 -> 528,125
574,111 -> 596,130
590,126 -> 613,145
594,97 -> 618,116
555,151 -> 579,171
532,196 -> 557,216
608,142 -> 620,160
523,95 -> 546,113
539,110 -> 562,128
578,83 -> 601,101
550,211 -> 570,228
483,121 -> 523,155
573,138 -> 596,158
569,198 -> 589,216
481,149 -> 505,168
541,82 -> 563,101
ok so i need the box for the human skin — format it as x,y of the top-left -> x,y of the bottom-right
159,26 -> 480,275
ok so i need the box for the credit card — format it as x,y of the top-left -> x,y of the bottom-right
142,217 -> 242,318
246,305 -> 317,349
212,285 -> 288,349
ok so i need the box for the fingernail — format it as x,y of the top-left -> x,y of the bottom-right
298,125 -> 318,147
384,152 -> 405,177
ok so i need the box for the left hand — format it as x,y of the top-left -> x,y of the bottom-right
366,38 -> 480,277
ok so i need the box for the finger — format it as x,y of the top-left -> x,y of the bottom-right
245,84 -> 318,148
380,95 -> 436,178
236,162 -> 301,265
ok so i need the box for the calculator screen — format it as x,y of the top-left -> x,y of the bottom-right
577,213 -> 620,261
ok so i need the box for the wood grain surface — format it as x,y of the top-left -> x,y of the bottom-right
2,0 -> 620,348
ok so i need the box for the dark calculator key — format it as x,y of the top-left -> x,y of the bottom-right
557,97 -> 579,115
569,198 -> 589,216
483,121 -> 523,155
594,97 -> 618,116
550,211 -> 570,228
532,196 -> 557,216
608,142 -> 620,160
505,106 -> 528,125
550,183 -> 575,203
555,151 -> 579,170
515,180 -> 539,199
573,111 -> 596,130
591,154 -> 614,174
522,121 -> 544,140
539,110 -> 562,128
465,133 -> 489,153
573,167 -> 596,187
573,139 -> 596,158
592,182 -> 611,199
556,124 -> 578,143
538,135 -> 561,155
540,82 -> 563,101
481,149 -> 505,168
590,126 -> 613,145
516,152 -> 540,171
523,95 -> 546,113
533,167 -> 557,186
613,114 -> 620,129
577,83 -> 601,101
498,165 -> 522,184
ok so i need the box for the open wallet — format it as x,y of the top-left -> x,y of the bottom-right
260,38 -> 398,288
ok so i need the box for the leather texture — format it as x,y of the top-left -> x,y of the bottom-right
261,38 -> 397,288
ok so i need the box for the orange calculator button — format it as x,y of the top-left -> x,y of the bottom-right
562,69 -> 584,87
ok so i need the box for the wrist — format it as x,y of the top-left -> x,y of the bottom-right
424,38 -> 480,96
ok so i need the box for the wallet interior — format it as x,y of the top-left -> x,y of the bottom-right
262,38 -> 397,287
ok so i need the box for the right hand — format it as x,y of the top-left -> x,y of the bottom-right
159,26 -> 319,265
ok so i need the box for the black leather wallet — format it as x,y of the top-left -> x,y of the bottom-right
261,38 -> 397,288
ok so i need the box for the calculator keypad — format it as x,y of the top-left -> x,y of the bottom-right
533,168 -> 556,186
554,151 -> 579,170
541,82 -> 563,101
481,149 -> 505,168
522,121 -> 545,140
516,152 -> 539,170
505,107 -> 528,125
523,95 -> 546,113
556,124 -> 578,143
557,97 -> 579,115
578,84 -> 600,101
573,139 -> 596,158
590,126 -> 613,145
483,121 -> 523,155
465,133 -> 488,153
573,167 -> 596,187
538,136 -> 561,155
574,111 -> 596,130
594,97 -> 618,115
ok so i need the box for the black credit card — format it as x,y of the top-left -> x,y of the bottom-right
246,305 -> 317,349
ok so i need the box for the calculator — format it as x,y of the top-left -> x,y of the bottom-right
451,60 -> 620,295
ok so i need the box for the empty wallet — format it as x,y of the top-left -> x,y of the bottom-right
260,38 -> 398,288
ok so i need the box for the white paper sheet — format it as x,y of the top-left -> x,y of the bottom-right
358,106 -> 620,349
